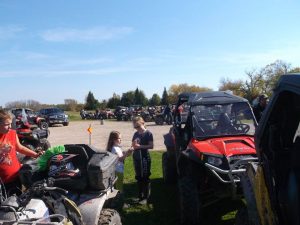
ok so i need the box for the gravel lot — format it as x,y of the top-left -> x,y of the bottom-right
48,120 -> 172,151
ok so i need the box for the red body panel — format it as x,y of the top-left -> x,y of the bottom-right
188,136 -> 256,158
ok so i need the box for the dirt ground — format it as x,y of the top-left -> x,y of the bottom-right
48,120 -> 172,151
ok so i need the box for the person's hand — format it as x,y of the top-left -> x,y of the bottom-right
132,140 -> 141,150
34,150 -> 45,158
126,147 -> 133,156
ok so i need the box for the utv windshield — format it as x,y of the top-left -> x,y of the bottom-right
191,102 -> 256,139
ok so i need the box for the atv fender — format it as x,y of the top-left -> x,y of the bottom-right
78,189 -> 118,225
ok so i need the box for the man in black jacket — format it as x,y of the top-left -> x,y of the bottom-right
253,94 -> 268,123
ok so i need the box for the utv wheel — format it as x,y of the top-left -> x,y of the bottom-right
98,209 -> 121,225
178,176 -> 201,225
63,122 -> 69,126
162,152 -> 177,184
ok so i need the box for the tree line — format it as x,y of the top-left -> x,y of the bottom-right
4,60 -> 299,111
219,60 -> 300,101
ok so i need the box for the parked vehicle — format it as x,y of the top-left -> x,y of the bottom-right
4,144 -> 122,225
164,91 -> 258,225
39,108 -> 69,127
0,179 -> 78,225
11,108 -> 48,130
235,74 -> 300,225
16,117 -> 50,162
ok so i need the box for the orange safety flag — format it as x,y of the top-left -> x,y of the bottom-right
87,124 -> 92,134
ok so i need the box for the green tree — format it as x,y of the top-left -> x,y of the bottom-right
134,88 -> 148,106
260,60 -> 291,96
149,93 -> 161,106
85,91 -> 99,110
107,93 -> 121,109
121,91 -> 135,107
161,87 -> 169,105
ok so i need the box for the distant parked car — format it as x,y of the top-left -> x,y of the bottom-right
38,108 -> 69,126
10,108 -> 48,130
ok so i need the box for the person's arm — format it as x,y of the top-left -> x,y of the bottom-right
15,134 -> 40,158
132,133 -> 154,150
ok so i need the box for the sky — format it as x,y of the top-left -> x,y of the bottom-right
1,0 -> 300,107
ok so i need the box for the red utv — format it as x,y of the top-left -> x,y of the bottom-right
163,91 -> 258,225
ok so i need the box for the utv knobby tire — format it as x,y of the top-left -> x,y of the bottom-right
98,209 -> 122,225
235,207 -> 251,225
162,152 -> 177,184
178,176 -> 201,225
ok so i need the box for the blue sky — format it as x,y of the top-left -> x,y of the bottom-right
1,0 -> 300,107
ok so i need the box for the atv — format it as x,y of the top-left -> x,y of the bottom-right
163,91 -> 258,225
11,108 -> 48,130
235,74 -> 300,225
14,144 -> 122,225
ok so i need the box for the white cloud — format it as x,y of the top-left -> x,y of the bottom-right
40,26 -> 134,42
0,25 -> 25,39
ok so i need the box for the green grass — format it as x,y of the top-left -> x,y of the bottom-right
65,111 -> 82,121
122,151 -> 242,225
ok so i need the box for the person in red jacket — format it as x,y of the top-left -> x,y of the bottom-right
0,110 -> 42,193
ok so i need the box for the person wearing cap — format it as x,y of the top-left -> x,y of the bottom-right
253,94 -> 268,123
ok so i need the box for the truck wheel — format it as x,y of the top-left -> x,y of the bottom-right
178,176 -> 201,225
162,152 -> 177,184
235,207 -> 251,225
98,209 -> 121,225
63,122 -> 69,126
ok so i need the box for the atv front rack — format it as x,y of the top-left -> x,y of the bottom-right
204,157 -> 258,184
0,214 -> 68,225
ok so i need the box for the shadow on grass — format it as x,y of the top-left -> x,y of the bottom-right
121,178 -> 243,225
122,178 -> 179,225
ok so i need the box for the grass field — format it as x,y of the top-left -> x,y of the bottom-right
122,151 -> 243,225
65,111 -> 82,121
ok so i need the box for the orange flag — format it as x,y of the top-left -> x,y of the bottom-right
87,124 -> 92,134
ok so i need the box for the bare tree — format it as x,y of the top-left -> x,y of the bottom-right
64,99 -> 78,111
5,100 -> 41,110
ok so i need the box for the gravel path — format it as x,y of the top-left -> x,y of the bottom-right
48,120 -> 171,151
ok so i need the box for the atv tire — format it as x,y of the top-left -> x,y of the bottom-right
39,121 -> 49,130
162,152 -> 177,184
178,176 -> 201,225
98,209 -> 121,225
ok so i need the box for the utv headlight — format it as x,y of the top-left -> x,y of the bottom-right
207,156 -> 223,166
